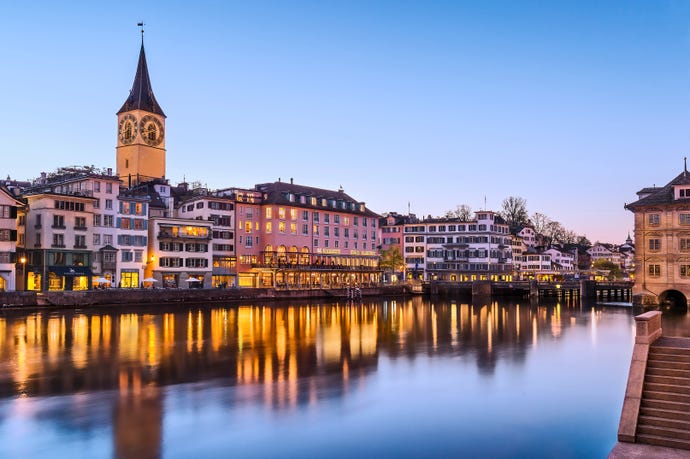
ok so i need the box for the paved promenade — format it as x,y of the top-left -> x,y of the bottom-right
609,442 -> 690,458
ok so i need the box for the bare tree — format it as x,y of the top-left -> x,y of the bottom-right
530,212 -> 551,235
445,204 -> 473,221
500,196 -> 528,232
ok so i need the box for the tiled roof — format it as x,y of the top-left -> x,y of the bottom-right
254,181 -> 380,218
626,169 -> 690,209
117,43 -> 165,116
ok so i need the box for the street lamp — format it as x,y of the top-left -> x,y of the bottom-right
19,256 -> 26,291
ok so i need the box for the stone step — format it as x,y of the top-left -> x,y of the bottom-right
645,374 -> 690,387
636,433 -> 690,451
646,366 -> 690,379
651,347 -> 690,360
642,398 -> 690,413
649,353 -> 690,365
639,406 -> 690,423
647,359 -> 690,371
644,389 -> 690,404
637,424 -> 690,442
638,414 -> 690,431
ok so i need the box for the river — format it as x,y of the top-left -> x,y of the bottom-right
0,296 -> 686,458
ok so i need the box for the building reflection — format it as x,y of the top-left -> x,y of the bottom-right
0,296 -> 603,457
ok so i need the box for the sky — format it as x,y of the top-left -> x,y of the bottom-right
2,1 -> 690,243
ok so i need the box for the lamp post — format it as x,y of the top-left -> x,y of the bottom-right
19,256 -> 26,291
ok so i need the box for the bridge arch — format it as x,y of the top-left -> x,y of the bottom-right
658,290 -> 688,313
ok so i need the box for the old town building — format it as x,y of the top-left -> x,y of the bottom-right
403,211 -> 513,282
625,161 -> 690,308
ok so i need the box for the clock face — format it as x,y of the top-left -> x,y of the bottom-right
118,114 -> 137,145
139,115 -> 164,146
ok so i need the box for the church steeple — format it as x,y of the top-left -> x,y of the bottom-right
116,32 -> 167,186
118,41 -> 165,117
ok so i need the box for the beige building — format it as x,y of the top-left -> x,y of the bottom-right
625,162 -> 690,309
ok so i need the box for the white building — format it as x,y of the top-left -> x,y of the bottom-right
0,187 -> 22,291
403,211 -> 513,281
176,188 -> 236,287
146,217 -> 213,288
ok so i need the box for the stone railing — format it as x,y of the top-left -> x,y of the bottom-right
617,311 -> 662,442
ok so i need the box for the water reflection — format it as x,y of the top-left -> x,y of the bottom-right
0,296 -> 611,400
0,297 -> 672,457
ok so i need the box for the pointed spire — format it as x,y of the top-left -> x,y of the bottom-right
685,156 -> 688,175
118,35 -> 165,117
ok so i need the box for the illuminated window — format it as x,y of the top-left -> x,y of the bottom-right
266,222 -> 272,233
279,222 -> 286,233
278,207 -> 286,219
290,223 -> 297,234
266,207 -> 273,219
290,208 -> 297,220
245,222 -> 252,233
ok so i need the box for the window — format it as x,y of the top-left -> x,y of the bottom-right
681,214 -> 690,225
290,223 -> 297,234
52,215 -> 65,228
74,217 -> 86,229
313,212 -> 320,223
52,234 -> 64,247
302,224 -> 309,235
681,265 -> 690,278
681,238 -> 690,252
265,207 -> 273,219
649,264 -> 661,277
74,235 -> 86,248
324,214 -> 330,224
648,214 -> 660,225
94,199 -> 100,209
279,222 -> 286,233
290,209 -> 297,220
278,207 -> 286,219
302,210 -> 309,221
265,222 -> 272,233
106,183 -> 113,193
104,234 -> 113,245
93,233 -> 101,245
334,215 -> 340,224
94,181 -> 101,192
649,239 -> 661,251
105,199 -> 113,210
104,215 -> 114,227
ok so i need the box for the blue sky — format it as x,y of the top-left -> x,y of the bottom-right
2,1 -> 690,243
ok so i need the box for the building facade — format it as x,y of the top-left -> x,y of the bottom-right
403,211 -> 513,282
625,163 -> 690,308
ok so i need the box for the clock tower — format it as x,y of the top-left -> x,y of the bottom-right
116,38 -> 166,186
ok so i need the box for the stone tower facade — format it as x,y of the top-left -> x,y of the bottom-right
116,40 -> 166,186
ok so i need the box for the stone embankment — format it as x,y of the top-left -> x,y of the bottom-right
0,285 -> 413,309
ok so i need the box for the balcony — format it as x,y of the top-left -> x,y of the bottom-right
51,244 -> 66,248
74,226 -> 87,231
51,225 -> 66,230
74,244 -> 87,249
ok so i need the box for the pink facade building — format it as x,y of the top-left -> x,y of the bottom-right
240,180 -> 381,288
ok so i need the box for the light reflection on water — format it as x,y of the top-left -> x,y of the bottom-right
0,297 -> 682,458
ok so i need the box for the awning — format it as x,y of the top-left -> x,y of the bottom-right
49,266 -> 93,277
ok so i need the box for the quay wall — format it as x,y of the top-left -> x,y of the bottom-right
0,285 -> 410,309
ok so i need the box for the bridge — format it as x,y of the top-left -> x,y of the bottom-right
427,280 -> 634,302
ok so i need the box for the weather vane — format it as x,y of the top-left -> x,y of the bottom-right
137,21 -> 145,42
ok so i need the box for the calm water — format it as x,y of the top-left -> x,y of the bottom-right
0,296 -> 687,459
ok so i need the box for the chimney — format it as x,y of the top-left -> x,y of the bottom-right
107,167 -> 112,176
290,177 -> 293,184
